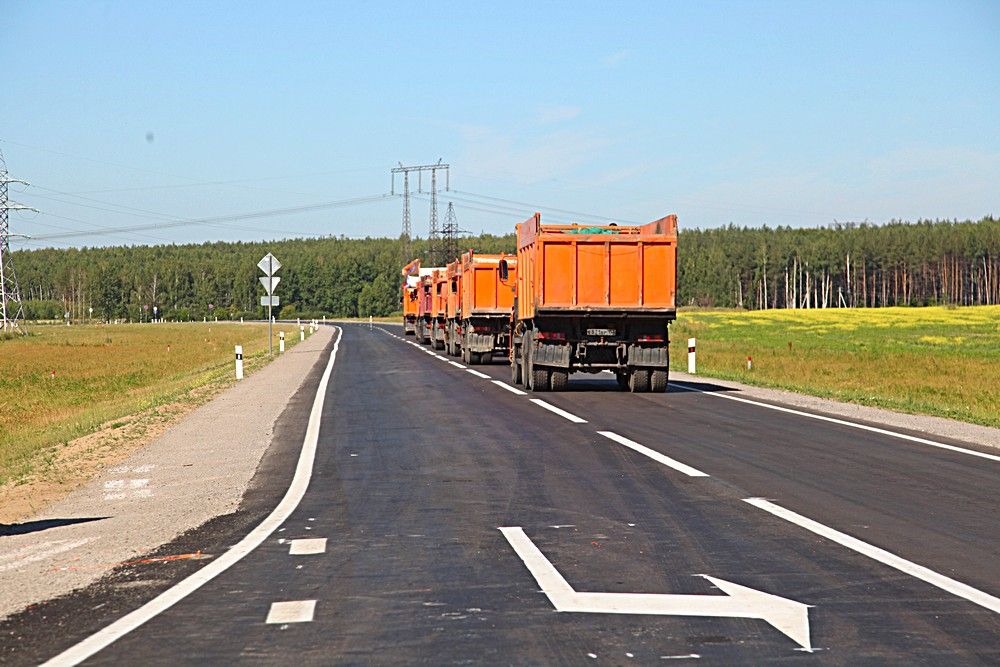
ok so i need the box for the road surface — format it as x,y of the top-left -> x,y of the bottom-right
6,323 -> 999,665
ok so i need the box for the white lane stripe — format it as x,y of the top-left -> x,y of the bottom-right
492,380 -> 527,396
672,381 -> 1000,463
434,355 -> 449,361
745,498 -> 1000,614
265,600 -> 316,624
43,327 -> 344,666
597,431 -> 709,478
466,369 -> 491,379
288,538 -> 327,555
530,399 -> 588,423
448,361 -> 466,369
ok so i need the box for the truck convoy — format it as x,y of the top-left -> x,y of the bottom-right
400,259 -> 421,335
414,267 -> 440,344
401,212 -> 677,391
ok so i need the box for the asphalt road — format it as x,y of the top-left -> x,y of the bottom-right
14,323 -> 1000,665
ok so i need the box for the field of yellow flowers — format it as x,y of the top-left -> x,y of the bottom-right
670,306 -> 1000,428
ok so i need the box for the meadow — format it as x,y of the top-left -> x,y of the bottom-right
669,306 -> 1000,428
0,322 -> 297,487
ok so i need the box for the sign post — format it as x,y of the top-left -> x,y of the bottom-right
258,253 -> 282,354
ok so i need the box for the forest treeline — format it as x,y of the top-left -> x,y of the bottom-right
11,217 -> 999,321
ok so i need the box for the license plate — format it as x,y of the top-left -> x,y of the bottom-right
587,328 -> 616,336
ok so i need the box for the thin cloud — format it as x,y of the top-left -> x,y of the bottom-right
536,105 -> 582,124
602,49 -> 632,67
456,125 -> 608,185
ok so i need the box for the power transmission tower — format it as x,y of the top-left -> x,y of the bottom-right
0,150 -> 34,333
391,160 -> 449,264
440,201 -> 467,265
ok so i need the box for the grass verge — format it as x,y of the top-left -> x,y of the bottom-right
669,306 -> 1000,428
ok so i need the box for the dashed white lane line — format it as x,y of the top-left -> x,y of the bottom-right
466,369 -> 491,379
672,381 -> 1000,463
530,399 -> 588,424
597,431 -> 708,478
492,380 -> 527,396
434,355 -> 450,361
265,600 -> 316,624
448,361 -> 466,369
288,538 -> 327,555
43,327 -> 344,666
745,498 -> 1000,614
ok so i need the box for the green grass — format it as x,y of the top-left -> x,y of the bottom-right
669,306 -> 1000,428
0,322 -> 310,485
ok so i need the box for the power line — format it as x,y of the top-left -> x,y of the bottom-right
29,193 -> 392,241
391,160 -> 449,262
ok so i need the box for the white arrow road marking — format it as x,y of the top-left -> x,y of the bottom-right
499,527 -> 812,651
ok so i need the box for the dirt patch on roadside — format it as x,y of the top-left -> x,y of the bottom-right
0,383 -> 220,524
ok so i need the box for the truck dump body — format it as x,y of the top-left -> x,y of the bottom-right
516,213 -> 676,319
415,267 -> 441,344
510,213 -> 678,393
458,252 -> 517,364
401,258 -> 421,335
444,260 -> 463,357
430,269 -> 449,350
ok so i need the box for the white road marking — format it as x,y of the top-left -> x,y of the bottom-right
434,355 -> 449,361
43,327 -> 344,666
672,381 -> 1000,463
597,431 -> 709,478
265,600 -> 316,624
448,361 -> 466,368
492,380 -> 527,395
500,526 -> 811,650
745,498 -> 1000,614
0,538 -> 93,573
288,538 -> 327,555
530,399 -> 588,423
466,369 -> 491,379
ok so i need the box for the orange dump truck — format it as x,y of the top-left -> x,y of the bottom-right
457,251 -> 517,364
444,260 -> 463,357
401,259 -> 421,335
429,268 -> 449,350
505,213 -> 677,392
415,267 -> 441,344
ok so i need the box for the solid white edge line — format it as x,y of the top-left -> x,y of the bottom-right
597,431 -> 708,478
43,327 -> 344,666
466,369 -> 491,379
672,381 -> 1000,463
448,361 -> 466,369
745,498 -> 1000,614
529,399 -> 588,423
492,380 -> 527,396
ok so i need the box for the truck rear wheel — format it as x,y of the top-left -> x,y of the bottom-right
550,369 -> 568,392
629,368 -> 651,393
470,352 -> 482,365
615,371 -> 629,390
531,366 -> 550,392
650,369 -> 668,393
481,352 -> 493,364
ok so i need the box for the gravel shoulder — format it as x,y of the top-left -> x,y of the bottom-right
669,369 -> 1000,451
0,325 -> 334,621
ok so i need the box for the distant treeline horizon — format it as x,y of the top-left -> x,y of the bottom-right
12,217 -> 999,320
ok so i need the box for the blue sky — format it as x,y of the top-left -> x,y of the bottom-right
3,1 -> 998,248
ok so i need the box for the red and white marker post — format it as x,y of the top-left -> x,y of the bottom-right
687,338 -> 696,374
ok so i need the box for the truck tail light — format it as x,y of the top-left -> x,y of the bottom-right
472,325 -> 492,333
537,331 -> 566,341
638,335 -> 664,342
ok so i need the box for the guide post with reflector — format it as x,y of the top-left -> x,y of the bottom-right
688,338 -> 696,374
235,345 -> 244,380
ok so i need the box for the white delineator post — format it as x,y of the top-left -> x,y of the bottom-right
688,338 -> 696,374
235,345 -> 244,380
369,315 -> 373,330
279,331 -> 285,353
300,325 -> 305,341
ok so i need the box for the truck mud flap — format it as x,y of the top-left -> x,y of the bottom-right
467,333 -> 496,353
627,344 -> 668,368
533,342 -> 571,368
